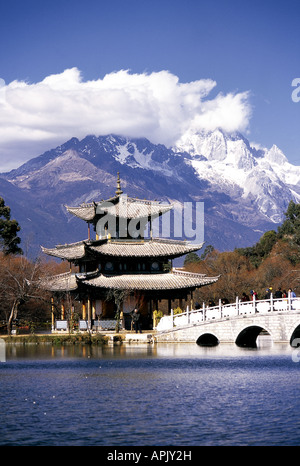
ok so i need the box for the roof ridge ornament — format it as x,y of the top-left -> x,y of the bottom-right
115,172 -> 123,196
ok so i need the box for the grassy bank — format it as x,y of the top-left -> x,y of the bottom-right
1,333 -> 119,345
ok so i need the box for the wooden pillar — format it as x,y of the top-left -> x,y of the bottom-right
149,298 -> 153,321
120,303 -> 124,329
92,301 -> 96,320
82,300 -> 86,320
51,297 -> 55,332
87,296 -> 91,329
168,299 -> 171,314
61,303 -> 65,320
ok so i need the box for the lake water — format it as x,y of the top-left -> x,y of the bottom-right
0,340 -> 299,446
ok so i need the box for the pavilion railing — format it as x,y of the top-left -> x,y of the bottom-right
156,294 -> 300,331
54,318 -> 122,332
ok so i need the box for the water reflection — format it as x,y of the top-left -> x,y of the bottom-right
4,337 -> 293,361
1,339 -> 299,446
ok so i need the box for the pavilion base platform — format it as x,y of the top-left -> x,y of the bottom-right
124,333 -> 155,343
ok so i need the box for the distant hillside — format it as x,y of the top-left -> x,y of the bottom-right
1,131 -> 299,257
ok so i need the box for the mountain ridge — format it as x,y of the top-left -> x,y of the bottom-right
174,129 -> 300,223
1,130 -> 299,257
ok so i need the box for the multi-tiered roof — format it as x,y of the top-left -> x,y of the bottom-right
42,174 -> 218,324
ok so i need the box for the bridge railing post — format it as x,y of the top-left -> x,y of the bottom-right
219,299 -> 222,318
186,305 -> 190,324
253,293 -> 256,313
171,308 -> 174,327
288,292 -> 292,312
270,293 -> 274,312
236,296 -> 239,316
202,302 -> 206,321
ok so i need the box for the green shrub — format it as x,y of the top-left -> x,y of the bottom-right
153,310 -> 163,325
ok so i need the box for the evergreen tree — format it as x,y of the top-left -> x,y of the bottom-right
237,200 -> 300,267
237,229 -> 278,267
0,197 -> 23,255
278,200 -> 300,245
184,252 -> 200,266
184,246 -> 215,266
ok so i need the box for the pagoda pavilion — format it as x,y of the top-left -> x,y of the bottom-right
42,174 -> 219,331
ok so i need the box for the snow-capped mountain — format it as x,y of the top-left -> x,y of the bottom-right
1,131 -> 299,257
174,129 -> 300,223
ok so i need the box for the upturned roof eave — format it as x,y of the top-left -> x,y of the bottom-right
65,194 -> 173,222
41,238 -> 204,261
40,269 -> 219,293
88,240 -> 203,259
79,270 -> 219,292
41,240 -> 88,260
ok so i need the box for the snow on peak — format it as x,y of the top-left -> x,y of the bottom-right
173,129 -> 300,223
264,144 -> 288,165
174,128 -> 256,169
174,128 -> 227,161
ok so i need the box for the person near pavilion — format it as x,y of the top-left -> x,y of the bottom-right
131,308 -> 142,333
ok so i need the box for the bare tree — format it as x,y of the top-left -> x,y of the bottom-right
0,254 -> 51,334
105,288 -> 129,333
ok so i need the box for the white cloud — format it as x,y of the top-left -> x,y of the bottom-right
189,91 -> 251,134
0,68 -> 252,171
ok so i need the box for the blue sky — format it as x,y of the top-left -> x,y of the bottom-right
0,0 -> 299,170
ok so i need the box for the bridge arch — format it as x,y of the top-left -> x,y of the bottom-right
289,322 -> 300,346
196,332 -> 219,347
156,308 -> 300,345
235,325 -> 272,348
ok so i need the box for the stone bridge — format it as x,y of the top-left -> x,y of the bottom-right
155,297 -> 300,347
